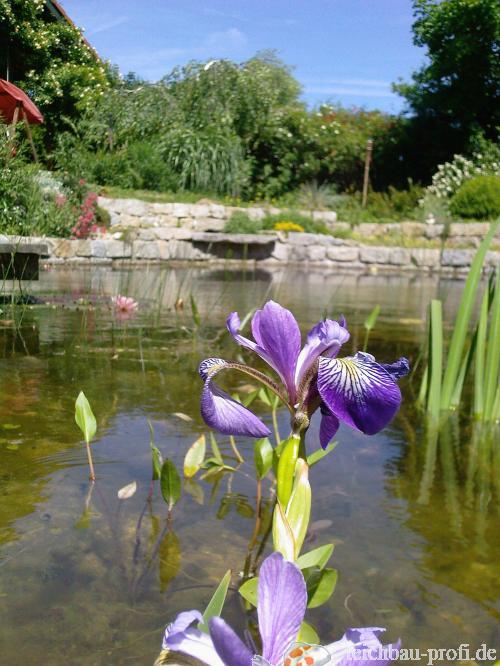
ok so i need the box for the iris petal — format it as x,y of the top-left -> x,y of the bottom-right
319,403 -> 340,449
295,318 -> 350,387
162,610 -> 225,666
201,381 -> 270,438
317,352 -> 406,435
209,617 -> 253,666
253,301 -> 301,401
228,302 -> 301,402
325,626 -> 400,665
258,552 -> 307,664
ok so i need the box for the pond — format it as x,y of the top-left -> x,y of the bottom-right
0,265 -> 498,665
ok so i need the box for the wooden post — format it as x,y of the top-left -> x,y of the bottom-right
21,106 -> 38,162
362,138 -> 373,208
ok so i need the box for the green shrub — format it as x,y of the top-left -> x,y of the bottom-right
449,175 -> 500,219
224,212 -> 263,234
0,149 -> 76,237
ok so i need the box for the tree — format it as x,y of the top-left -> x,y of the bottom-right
394,0 -> 499,158
0,0 -> 113,139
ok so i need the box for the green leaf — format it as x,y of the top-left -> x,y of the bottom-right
209,433 -> 223,464
272,500 -> 296,561
484,267 -> 500,421
160,459 -> 181,510
149,420 -> 163,481
296,544 -> 334,571
75,391 -> 96,444
306,567 -> 338,608
158,530 -> 181,592
440,221 -> 498,409
258,387 -> 272,406
285,459 -> 311,560
184,478 -> 205,505
184,434 -> 206,478
199,569 -> 231,633
190,293 -> 201,327
254,438 -> 273,479
364,304 -> 380,331
238,576 -> 258,606
307,441 -> 338,466
276,434 -> 300,506
297,621 -> 320,644
427,299 -> 443,422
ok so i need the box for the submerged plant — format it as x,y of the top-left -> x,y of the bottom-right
156,552 -> 399,666
199,301 -> 409,448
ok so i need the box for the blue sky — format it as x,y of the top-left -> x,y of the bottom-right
63,0 -> 426,114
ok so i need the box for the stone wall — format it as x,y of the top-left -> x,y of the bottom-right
3,198 -> 498,275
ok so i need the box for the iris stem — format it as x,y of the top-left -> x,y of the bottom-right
247,478 -> 262,554
85,440 -> 96,481
272,407 -> 281,446
229,435 -> 244,463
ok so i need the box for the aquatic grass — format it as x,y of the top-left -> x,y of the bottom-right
420,220 -> 499,422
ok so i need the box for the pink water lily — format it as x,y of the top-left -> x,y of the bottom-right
112,295 -> 138,314
199,301 -> 409,448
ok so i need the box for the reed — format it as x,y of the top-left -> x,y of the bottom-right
420,220 -> 499,423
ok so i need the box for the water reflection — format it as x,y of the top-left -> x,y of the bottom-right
0,266 -> 498,664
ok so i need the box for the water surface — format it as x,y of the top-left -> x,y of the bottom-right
0,266 -> 498,665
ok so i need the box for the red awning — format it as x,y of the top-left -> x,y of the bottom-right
0,79 -> 44,124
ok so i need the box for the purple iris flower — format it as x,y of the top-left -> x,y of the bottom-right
159,552 -> 399,666
199,301 -> 409,448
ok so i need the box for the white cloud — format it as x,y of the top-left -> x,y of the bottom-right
87,16 -> 129,36
204,27 -> 247,48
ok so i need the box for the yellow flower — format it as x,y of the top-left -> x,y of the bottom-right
274,221 -> 305,233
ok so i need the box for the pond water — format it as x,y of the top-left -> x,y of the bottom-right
0,266 -> 498,665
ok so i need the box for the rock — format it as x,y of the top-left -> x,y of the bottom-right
308,245 -> 326,262
357,223 -> 386,237
388,248 -> 411,265
99,197 -> 150,217
189,218 -> 226,232
138,229 -> 156,241
153,227 -> 193,241
208,204 -> 227,219
271,242 -> 290,261
441,249 -> 475,267
133,241 -> 160,260
246,207 -> 266,221
360,246 -> 391,263
168,240 -> 207,260
285,232 -> 322,247
53,239 -> 77,258
449,222 -> 491,238
410,248 -> 440,268
190,204 -> 210,217
171,203 -> 190,218
327,246 -> 359,262
157,240 -> 170,260
90,240 -> 107,258
191,232 -> 275,245
74,240 -> 92,257
312,210 -> 337,223
485,251 -> 500,267
424,224 -> 444,239
399,222 -> 427,237
149,202 -> 174,215
106,240 -> 131,258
